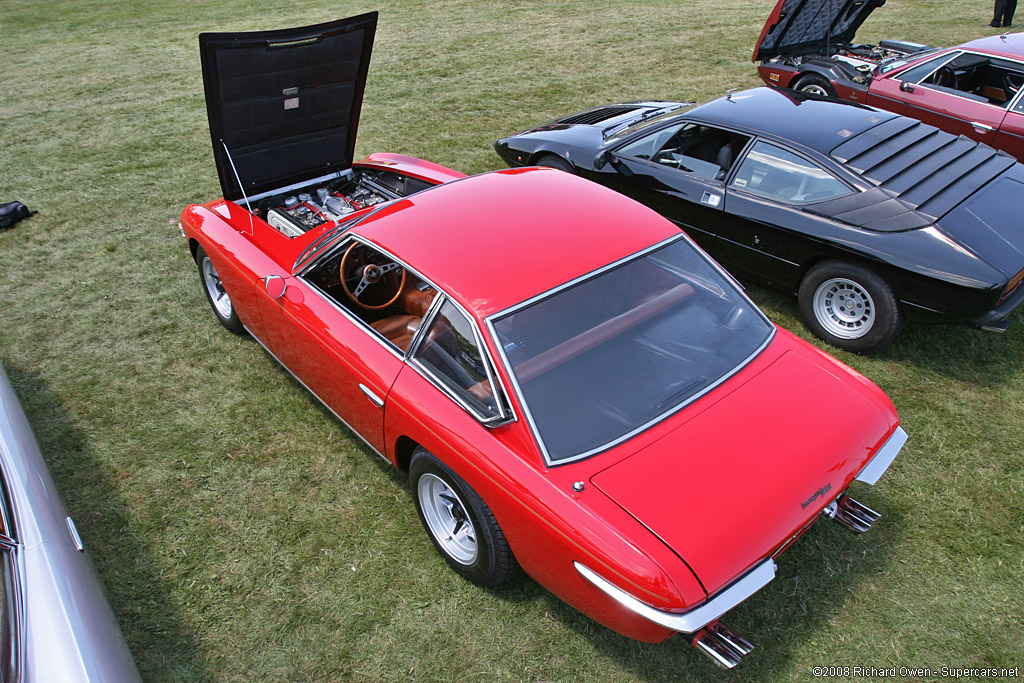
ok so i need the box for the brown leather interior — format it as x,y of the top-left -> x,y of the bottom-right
371,315 -> 421,351
368,285 -> 437,351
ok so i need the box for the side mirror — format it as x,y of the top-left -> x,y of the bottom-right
899,80 -> 915,93
264,275 -> 287,299
596,150 -> 633,177
594,150 -> 611,170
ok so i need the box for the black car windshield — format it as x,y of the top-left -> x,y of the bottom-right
490,236 -> 774,464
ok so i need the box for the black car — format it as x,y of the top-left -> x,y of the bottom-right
495,87 -> 1024,353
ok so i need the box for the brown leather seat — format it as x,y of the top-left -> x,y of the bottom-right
371,315 -> 422,351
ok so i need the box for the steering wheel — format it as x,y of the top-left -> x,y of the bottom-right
936,66 -> 958,89
339,242 -> 406,310
1003,72 -> 1023,96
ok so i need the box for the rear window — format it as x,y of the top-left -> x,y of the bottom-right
490,237 -> 773,464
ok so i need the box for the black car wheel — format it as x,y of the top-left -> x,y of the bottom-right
794,73 -> 837,98
410,448 -> 519,586
798,261 -> 903,353
196,245 -> 245,334
534,153 -> 575,173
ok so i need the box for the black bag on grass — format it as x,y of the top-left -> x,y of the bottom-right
0,201 -> 35,229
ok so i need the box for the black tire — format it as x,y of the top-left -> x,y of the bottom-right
534,153 -> 575,173
794,73 -> 837,98
798,260 -> 903,354
410,448 -> 519,586
195,245 -> 245,334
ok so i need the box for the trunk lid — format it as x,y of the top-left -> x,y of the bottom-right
591,350 -> 894,593
199,13 -> 377,201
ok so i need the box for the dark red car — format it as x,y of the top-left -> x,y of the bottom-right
755,0 -> 1024,159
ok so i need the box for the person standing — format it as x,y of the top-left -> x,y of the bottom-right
991,0 -> 1016,27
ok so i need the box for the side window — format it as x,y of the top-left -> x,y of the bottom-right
730,141 -> 851,203
908,52 -> 1022,105
897,52 -> 959,85
413,300 -> 501,420
618,123 -> 750,181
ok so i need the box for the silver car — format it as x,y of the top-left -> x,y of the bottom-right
0,365 -> 140,682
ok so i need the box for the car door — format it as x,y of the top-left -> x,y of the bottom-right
868,51 -> 1008,147
719,140 -> 858,288
991,80 -> 1024,158
602,122 -> 751,252
252,237 -> 408,455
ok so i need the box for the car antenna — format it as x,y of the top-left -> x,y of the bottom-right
726,88 -> 737,100
220,140 -> 256,231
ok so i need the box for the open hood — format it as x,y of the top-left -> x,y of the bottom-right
591,350 -> 895,593
199,12 -> 378,201
753,0 -> 885,62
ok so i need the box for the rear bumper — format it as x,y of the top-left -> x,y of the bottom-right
969,282 -> 1024,332
574,559 -> 777,634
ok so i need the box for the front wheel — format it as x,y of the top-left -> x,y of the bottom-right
794,73 -> 837,98
534,153 -> 574,173
410,448 -> 519,586
798,261 -> 903,353
195,245 -> 245,334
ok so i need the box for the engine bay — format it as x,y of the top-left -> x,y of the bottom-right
769,40 -> 932,84
251,168 -> 434,238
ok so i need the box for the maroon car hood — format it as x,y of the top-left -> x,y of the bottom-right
591,350 -> 893,593
753,0 -> 886,62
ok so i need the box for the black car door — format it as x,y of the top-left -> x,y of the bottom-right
719,140 -> 858,289
601,122 -> 751,252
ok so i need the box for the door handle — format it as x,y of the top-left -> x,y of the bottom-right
359,383 -> 384,408
970,121 -> 994,132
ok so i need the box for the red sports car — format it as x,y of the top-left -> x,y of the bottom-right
755,0 -> 1024,159
181,13 -> 908,669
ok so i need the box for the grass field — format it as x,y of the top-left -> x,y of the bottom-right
1,0 -> 1022,680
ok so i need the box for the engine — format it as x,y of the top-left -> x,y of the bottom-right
254,168 -> 430,239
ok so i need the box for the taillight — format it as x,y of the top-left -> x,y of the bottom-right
1000,268 -> 1024,304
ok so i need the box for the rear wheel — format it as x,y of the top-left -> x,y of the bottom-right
195,245 -> 244,334
798,261 -> 903,353
794,73 -> 837,98
410,448 -> 519,586
534,153 -> 574,173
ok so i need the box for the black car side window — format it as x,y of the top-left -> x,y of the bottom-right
618,123 -> 750,181
730,141 -> 851,204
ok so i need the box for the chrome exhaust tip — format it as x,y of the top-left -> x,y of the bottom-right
691,620 -> 753,669
832,494 -> 880,534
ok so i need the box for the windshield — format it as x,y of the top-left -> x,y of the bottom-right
603,104 -> 696,144
490,237 -> 774,464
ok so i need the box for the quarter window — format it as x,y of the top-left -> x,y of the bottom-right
730,141 -> 851,203
413,300 -> 501,420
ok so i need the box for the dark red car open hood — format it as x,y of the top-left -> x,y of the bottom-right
753,0 -> 885,62
199,12 -> 377,201
591,350 -> 895,593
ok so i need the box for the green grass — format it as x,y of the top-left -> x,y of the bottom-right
1,0 -> 1022,680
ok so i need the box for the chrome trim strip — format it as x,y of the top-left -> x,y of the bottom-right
245,326 -> 391,464
486,233 -> 775,466
65,516 -> 84,552
359,383 -> 384,408
855,425 -> 908,486
574,559 -> 777,634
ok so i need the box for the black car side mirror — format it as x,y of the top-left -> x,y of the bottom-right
899,80 -> 915,93
596,150 -> 632,177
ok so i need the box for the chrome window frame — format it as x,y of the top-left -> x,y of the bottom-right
408,295 -> 516,427
486,233 -> 776,467
295,234 -> 516,427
